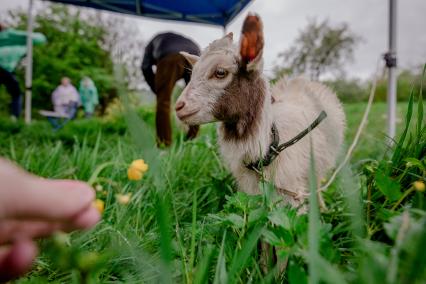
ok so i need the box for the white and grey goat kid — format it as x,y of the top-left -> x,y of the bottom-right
175,14 -> 346,210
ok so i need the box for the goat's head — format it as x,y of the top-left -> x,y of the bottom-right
175,14 -> 265,126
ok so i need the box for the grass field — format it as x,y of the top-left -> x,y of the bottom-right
1,96 -> 425,283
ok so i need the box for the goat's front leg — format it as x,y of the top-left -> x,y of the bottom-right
259,241 -> 289,278
235,170 -> 261,195
259,241 -> 273,274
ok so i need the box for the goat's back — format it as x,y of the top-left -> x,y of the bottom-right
269,77 -> 346,183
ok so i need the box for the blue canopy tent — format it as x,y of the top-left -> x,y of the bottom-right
24,0 -> 254,123
46,0 -> 252,27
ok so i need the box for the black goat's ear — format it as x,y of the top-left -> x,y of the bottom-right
239,13 -> 264,71
180,51 -> 200,66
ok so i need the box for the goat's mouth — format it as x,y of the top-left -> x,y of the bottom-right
177,109 -> 200,121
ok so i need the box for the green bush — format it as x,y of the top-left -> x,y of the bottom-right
324,77 -> 369,103
323,67 -> 424,103
375,69 -> 423,102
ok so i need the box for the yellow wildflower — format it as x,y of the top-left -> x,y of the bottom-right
413,181 -> 425,192
131,159 -> 149,172
92,199 -> 105,214
127,159 -> 148,181
128,167 -> 143,180
116,193 -> 132,205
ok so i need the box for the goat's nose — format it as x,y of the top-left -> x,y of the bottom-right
175,101 -> 185,112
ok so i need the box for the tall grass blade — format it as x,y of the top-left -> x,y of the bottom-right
392,87 -> 414,164
193,245 -> 216,284
228,225 -> 263,284
342,165 -> 364,238
189,186 -> 198,278
213,232 -> 228,284
155,195 -> 173,284
416,64 -> 425,139
307,140 -> 319,284
113,61 -> 159,169
315,254 -> 347,284
87,162 -> 115,186
89,131 -> 102,169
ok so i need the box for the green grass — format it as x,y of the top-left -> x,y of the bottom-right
1,91 -> 425,283
343,102 -> 411,161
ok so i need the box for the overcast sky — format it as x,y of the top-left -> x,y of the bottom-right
1,0 -> 425,79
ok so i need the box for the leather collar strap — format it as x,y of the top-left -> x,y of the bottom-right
246,111 -> 328,174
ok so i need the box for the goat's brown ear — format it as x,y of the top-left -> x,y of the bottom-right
240,14 -> 264,69
180,51 -> 200,66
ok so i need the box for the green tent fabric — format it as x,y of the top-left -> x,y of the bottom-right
0,29 -> 46,72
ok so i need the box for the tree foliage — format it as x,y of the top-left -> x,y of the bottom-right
275,19 -> 359,80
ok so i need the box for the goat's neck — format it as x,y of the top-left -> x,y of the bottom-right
218,74 -> 273,162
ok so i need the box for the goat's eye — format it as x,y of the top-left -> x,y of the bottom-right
214,68 -> 227,79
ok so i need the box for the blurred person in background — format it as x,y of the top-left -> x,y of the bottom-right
51,77 -> 80,118
141,32 -> 200,147
0,23 -> 46,120
79,76 -> 99,118
43,77 -> 80,129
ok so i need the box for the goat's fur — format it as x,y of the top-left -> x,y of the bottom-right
176,16 -> 346,209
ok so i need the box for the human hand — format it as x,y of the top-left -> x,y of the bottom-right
0,159 -> 100,282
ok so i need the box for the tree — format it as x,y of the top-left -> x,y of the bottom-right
275,19 -> 359,80
87,11 -> 145,90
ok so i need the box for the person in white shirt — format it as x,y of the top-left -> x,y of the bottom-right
51,77 -> 80,117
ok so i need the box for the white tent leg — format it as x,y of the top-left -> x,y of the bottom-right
25,0 -> 34,124
387,63 -> 397,139
386,0 -> 397,139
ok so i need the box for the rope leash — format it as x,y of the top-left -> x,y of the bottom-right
318,57 -> 384,192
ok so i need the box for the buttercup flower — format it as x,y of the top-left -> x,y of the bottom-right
116,193 -> 132,205
413,181 -> 425,192
127,159 -> 149,180
92,199 -> 105,214
128,167 -> 143,180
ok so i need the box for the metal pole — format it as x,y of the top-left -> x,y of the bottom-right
25,0 -> 34,124
386,0 -> 397,139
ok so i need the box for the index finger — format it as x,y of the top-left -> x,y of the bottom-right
0,159 -> 96,223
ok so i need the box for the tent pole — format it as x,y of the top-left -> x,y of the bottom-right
386,0 -> 397,139
25,0 -> 34,124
